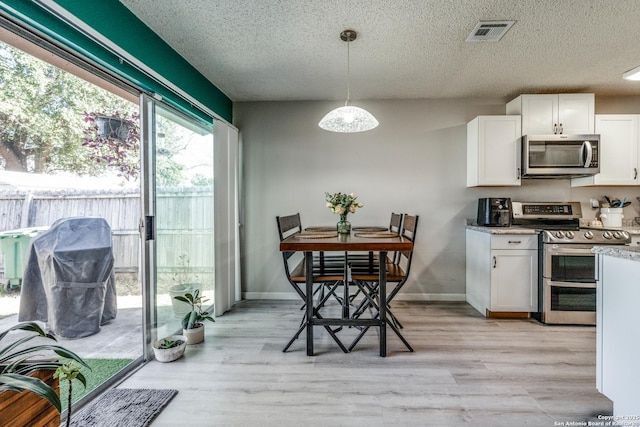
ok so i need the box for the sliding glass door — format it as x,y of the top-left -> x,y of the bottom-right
141,96 -> 215,344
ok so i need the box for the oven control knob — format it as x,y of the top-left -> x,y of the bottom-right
603,231 -> 613,239
565,231 -> 575,239
584,231 -> 594,240
613,231 -> 629,240
554,231 -> 565,239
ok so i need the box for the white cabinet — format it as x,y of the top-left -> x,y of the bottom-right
572,115 -> 640,187
506,93 -> 595,135
466,230 -> 538,315
467,116 -> 521,187
596,252 -> 640,416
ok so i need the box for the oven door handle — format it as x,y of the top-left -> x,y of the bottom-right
548,248 -> 594,256
548,280 -> 596,289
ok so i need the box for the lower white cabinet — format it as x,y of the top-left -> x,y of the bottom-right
466,230 -> 538,315
596,252 -> 640,416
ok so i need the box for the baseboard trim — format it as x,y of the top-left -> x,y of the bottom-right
242,292 -> 466,302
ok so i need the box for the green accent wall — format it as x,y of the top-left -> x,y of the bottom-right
0,0 -> 232,123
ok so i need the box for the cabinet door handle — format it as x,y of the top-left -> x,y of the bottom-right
634,167 -> 638,180
493,256 -> 497,268
553,124 -> 557,134
517,167 -> 521,180
558,123 -> 563,134
508,240 -> 522,244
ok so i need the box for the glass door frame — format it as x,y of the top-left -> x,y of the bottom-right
140,93 -> 156,360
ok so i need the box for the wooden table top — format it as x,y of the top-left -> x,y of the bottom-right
280,232 -> 413,252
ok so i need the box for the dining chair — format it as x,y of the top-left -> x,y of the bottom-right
348,214 -> 419,352
276,214 -> 348,352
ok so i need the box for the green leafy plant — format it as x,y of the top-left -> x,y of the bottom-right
82,111 -> 140,180
174,289 -> 215,330
325,192 -> 364,220
0,322 -> 89,412
158,338 -> 184,349
54,361 -> 86,427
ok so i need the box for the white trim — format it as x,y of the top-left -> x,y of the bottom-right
242,292 -> 467,302
394,293 -> 466,302
242,292 -> 301,300
34,0 -> 236,129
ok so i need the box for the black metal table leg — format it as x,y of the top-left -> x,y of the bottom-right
305,251 -> 314,356
379,250 -> 387,357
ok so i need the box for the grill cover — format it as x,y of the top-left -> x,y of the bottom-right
19,217 -> 117,338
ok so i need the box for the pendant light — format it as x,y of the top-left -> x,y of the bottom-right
318,30 -> 379,133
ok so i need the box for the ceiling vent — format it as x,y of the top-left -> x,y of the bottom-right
466,21 -> 515,42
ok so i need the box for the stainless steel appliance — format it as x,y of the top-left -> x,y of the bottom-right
476,198 -> 512,227
521,134 -> 600,178
512,201 -> 630,325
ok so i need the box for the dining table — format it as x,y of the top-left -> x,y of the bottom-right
279,229 -> 414,357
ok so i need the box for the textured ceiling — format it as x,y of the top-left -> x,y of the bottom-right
119,0 -> 640,102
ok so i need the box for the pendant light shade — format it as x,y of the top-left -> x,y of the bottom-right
318,105 -> 379,133
319,30 -> 378,133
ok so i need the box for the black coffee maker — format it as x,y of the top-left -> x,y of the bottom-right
477,198 -> 512,227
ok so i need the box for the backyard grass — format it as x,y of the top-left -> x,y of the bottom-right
60,358 -> 133,411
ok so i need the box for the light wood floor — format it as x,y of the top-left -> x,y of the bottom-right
119,300 -> 612,427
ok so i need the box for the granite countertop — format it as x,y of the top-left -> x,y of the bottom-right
592,245 -> 640,262
465,221 -> 538,235
466,219 -> 640,235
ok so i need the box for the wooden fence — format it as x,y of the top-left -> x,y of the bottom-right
0,187 -> 214,279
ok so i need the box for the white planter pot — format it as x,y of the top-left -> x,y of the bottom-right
168,283 -> 200,318
183,324 -> 205,344
152,335 -> 187,362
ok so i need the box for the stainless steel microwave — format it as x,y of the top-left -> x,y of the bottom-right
521,134 -> 600,178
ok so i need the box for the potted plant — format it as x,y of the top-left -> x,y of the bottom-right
0,322 -> 88,426
82,110 -> 140,181
152,335 -> 187,362
174,289 -> 214,344
54,361 -> 86,427
168,253 -> 202,318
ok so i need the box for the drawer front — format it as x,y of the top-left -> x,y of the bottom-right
491,235 -> 538,250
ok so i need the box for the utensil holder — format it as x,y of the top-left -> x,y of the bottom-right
600,207 -> 623,228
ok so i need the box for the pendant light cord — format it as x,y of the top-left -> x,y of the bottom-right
345,38 -> 350,106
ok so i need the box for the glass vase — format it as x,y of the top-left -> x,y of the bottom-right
337,215 -> 351,235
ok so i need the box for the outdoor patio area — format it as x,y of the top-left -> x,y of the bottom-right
0,295 -> 143,359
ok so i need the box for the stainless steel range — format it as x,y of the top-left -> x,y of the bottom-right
512,201 -> 631,325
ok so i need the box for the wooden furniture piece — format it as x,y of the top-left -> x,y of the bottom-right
349,214 -> 419,351
280,232 -> 413,356
276,214 -> 346,352
0,369 -> 59,427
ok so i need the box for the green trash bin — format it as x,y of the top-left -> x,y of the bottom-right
0,226 -> 49,291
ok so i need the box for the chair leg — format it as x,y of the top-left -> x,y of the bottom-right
388,319 -> 413,352
283,324 -> 305,352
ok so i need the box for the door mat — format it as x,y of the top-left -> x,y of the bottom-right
68,388 -> 178,427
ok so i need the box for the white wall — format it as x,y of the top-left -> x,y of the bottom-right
234,96 -> 640,300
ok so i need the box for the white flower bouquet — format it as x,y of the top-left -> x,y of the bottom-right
325,192 -> 364,218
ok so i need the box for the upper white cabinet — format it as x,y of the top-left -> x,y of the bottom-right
572,115 -> 640,187
467,115 -> 521,187
506,93 -> 595,135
